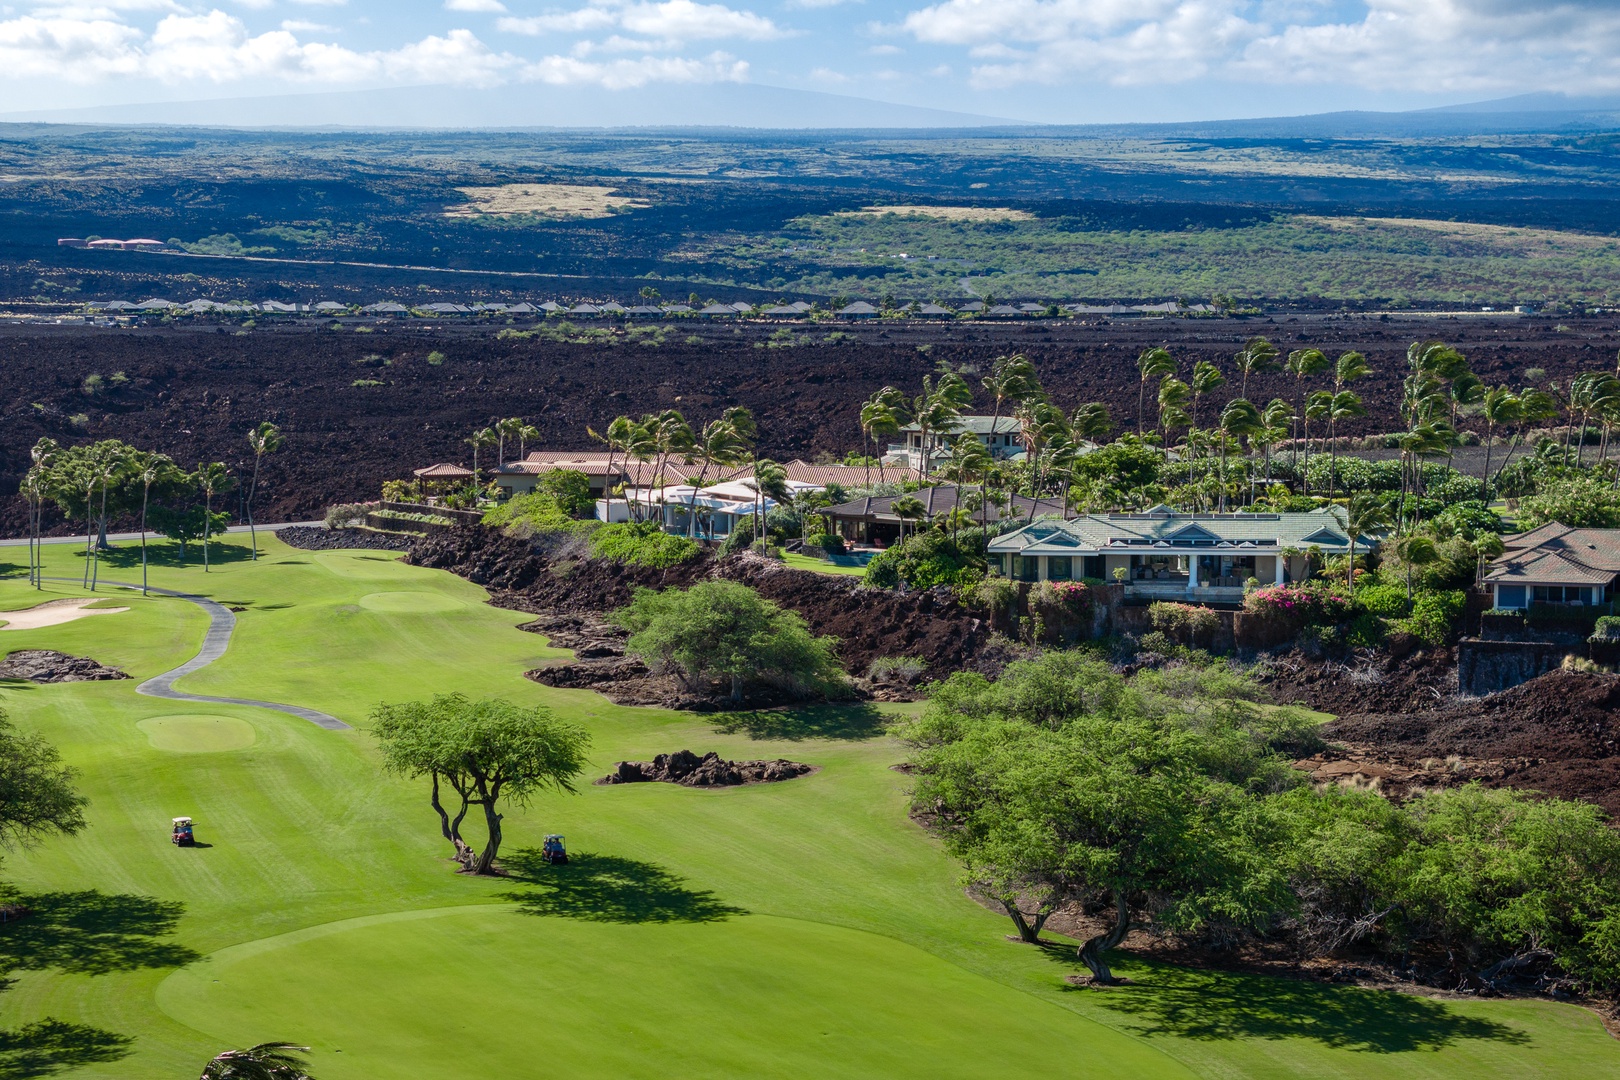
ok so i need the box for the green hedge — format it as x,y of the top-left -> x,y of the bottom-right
589,522 -> 702,569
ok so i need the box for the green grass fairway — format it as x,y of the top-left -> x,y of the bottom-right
781,552 -> 868,576
0,536 -> 1613,1080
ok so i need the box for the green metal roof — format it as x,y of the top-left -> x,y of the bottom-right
988,509 -> 1374,555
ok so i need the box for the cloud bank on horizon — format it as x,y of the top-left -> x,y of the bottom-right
2,0 -> 1619,119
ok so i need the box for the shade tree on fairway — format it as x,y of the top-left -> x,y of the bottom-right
372,695 -> 590,875
613,581 -> 847,704
0,709 -> 88,859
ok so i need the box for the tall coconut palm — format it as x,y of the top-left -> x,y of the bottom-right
200,1041 -> 314,1080
750,458 -> 790,543
194,461 -> 235,573
683,407 -> 753,538
1393,534 -> 1439,602
1133,347 -> 1176,436
465,427 -> 496,496
891,494 -> 925,543
1259,398 -> 1293,486
1285,348 -> 1329,471
1070,401 -> 1112,444
1217,398 -> 1262,511
950,434 -> 994,525
1444,371 -> 1484,473
1157,377 -> 1191,446
1302,390 -> 1332,496
911,372 -> 972,483
1325,391 -> 1367,498
25,437 -> 59,590
134,451 -> 179,596
1232,336 -> 1279,399
981,353 -> 1038,463
20,468 -> 46,592
1479,386 -> 1521,498
1494,387 -> 1558,487
1336,495 -> 1393,593
860,388 -> 903,487
244,421 -> 283,561
517,423 -> 540,461
495,417 -> 524,466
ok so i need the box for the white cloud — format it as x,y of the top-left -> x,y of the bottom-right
897,0 -> 1620,93
807,63 -> 845,81
445,0 -> 505,10
783,0 -> 858,9
280,17 -> 336,30
0,9 -> 517,83
522,47 -> 746,85
500,0 -> 781,41
865,42 -> 899,53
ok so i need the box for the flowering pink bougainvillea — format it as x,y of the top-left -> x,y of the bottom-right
1244,582 -> 1353,622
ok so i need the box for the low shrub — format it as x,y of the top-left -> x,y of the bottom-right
1396,590 -> 1466,648
868,656 -> 927,683
483,491 -> 582,534
1345,611 -> 1388,648
862,528 -> 987,591
1354,582 -> 1409,619
804,532 -> 846,556
1592,615 -> 1620,642
325,503 -> 369,529
589,521 -> 702,569
1149,601 -> 1220,646
969,575 -> 1017,614
535,470 -> 596,518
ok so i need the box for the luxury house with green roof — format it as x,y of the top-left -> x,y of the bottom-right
987,506 -> 1376,604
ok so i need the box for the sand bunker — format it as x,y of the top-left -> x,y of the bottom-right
0,598 -> 129,631
444,183 -> 649,220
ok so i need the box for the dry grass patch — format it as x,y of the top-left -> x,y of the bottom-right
838,205 -> 1034,223
444,183 -> 650,220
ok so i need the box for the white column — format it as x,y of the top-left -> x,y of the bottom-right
1275,555 -> 1286,585
1187,554 -> 1199,594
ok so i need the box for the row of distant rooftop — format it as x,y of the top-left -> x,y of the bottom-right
81,298 -> 1217,318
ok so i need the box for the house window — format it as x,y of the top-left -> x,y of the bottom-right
1533,585 -> 1589,605
987,553 -> 1005,576
1083,556 -> 1104,580
1495,584 -> 1527,610
1047,556 -> 1072,581
1017,556 -> 1039,582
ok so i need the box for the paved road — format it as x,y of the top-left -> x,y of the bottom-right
0,521 -> 325,547
41,576 -> 351,731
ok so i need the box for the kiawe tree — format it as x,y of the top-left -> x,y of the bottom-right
0,708 -> 88,858
373,694 -> 590,875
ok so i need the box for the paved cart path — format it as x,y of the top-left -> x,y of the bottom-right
43,578 -> 350,731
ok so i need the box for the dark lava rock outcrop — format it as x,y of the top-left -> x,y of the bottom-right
277,526 -> 415,552
0,650 -> 128,682
601,750 -> 813,787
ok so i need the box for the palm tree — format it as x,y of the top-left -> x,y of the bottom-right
517,423 -> 540,461
1070,401 -> 1112,444
750,458 -> 789,543
1284,349 -> 1329,472
1157,378 -> 1191,446
950,434 -> 995,525
1335,495 -> 1393,592
1259,398 -> 1293,485
911,372 -> 972,483
134,451 -> 179,595
1325,390 -> 1367,497
860,388 -> 901,487
25,437 -> 58,590
495,417 -> 524,466
981,353 -> 1038,462
1232,336 -> 1279,399
244,421 -> 283,561
465,427 -> 497,496
683,407 -> 753,538
1217,398 -> 1262,511
194,462 -> 235,573
1189,360 -> 1226,434
1133,347 -> 1175,435
1393,534 -> 1439,602
200,1042 -> 314,1080
892,495 -> 925,543
1302,390 -> 1332,496
1494,387 -> 1558,487
1479,386 -> 1521,498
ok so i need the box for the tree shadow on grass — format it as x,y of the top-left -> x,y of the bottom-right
709,703 -> 889,742
0,889 -> 200,975
96,543 -> 253,571
1050,946 -> 1529,1053
0,1020 -> 131,1079
500,850 -> 746,924
0,564 -> 30,581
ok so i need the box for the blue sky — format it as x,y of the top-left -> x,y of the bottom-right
2,0 -> 1619,121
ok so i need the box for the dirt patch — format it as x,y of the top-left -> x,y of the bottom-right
0,649 -> 128,682
598,750 -> 813,787
444,184 -> 649,220
277,526 -> 415,552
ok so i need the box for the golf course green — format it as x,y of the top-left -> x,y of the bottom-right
0,535 -> 1614,1079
